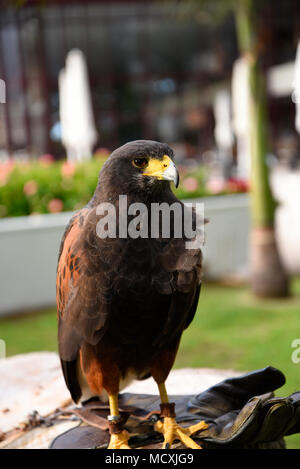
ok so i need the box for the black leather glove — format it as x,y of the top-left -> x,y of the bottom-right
50,366 -> 300,449
185,366 -> 300,448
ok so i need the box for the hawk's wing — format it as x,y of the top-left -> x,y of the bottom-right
57,208 -> 112,401
151,235 -> 203,348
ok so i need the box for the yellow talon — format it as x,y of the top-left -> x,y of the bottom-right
155,417 -> 208,449
107,429 -> 131,449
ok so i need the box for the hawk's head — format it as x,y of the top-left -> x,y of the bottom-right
98,140 -> 179,197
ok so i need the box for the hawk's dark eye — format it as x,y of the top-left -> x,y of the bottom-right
132,158 -> 148,169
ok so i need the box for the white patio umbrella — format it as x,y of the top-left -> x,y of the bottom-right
231,57 -> 251,179
59,49 -> 98,162
213,89 -> 233,176
214,89 -> 233,152
293,40 -> 300,134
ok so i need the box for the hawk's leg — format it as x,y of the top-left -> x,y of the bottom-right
107,393 -> 131,449
155,383 -> 208,449
80,346 -> 131,449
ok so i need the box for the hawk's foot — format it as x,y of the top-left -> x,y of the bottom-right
107,417 -> 131,449
155,403 -> 208,449
107,429 -> 131,449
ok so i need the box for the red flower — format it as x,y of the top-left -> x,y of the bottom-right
225,178 -> 249,193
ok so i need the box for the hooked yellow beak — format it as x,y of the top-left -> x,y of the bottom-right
142,155 -> 179,188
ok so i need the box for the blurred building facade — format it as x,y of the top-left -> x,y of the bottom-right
0,0 -> 299,163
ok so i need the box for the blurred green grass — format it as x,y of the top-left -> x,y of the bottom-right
1,278 -> 300,448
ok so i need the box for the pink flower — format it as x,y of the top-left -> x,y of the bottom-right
94,147 -> 110,159
23,180 -> 38,196
39,154 -> 54,167
0,160 -> 15,186
48,198 -> 63,213
182,176 -> 199,192
206,177 -> 225,194
61,161 -> 76,178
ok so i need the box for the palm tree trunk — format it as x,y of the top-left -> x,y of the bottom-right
234,0 -> 289,297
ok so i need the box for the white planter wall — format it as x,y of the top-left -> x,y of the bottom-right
200,194 -> 250,279
0,212 -> 73,316
0,194 -> 250,316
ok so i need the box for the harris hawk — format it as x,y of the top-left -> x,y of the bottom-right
56,140 -> 207,449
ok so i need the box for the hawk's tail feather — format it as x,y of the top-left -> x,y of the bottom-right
60,358 -> 82,403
